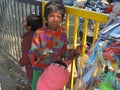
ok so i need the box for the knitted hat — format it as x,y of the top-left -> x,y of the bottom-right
36,63 -> 70,90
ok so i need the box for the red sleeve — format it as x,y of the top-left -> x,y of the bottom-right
28,31 -> 41,66
19,32 -> 34,66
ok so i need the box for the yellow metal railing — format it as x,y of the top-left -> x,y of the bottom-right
42,1 -> 108,90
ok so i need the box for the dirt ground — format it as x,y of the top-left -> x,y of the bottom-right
0,48 -> 26,90
0,53 -> 16,90
0,56 -> 16,90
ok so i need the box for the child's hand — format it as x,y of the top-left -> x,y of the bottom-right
35,48 -> 54,59
21,66 -> 26,73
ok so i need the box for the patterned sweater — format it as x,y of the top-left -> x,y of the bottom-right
29,25 -> 74,71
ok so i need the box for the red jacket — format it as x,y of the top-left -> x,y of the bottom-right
19,31 -> 35,80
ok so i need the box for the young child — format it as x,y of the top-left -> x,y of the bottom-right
19,14 -> 42,86
28,1 -> 81,90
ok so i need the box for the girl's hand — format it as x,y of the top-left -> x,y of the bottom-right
35,48 -> 54,59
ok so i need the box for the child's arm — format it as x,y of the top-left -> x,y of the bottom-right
61,44 -> 81,59
28,30 -> 52,68
28,31 -> 41,65
61,32 -> 81,59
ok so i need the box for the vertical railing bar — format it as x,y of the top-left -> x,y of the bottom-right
0,0 -> 4,33
11,0 -> 16,58
65,13 -> 70,38
81,18 -> 89,90
3,0 -> 8,49
0,0 -> 4,47
29,4 -> 32,14
17,1 -> 22,59
14,0 -> 20,60
1,0 -> 5,47
6,0 -> 11,53
24,3 -> 27,27
81,19 -> 88,67
93,21 -> 99,43
20,3 -> 25,35
21,3 -> 26,33
8,0 -> 13,55
70,15 -> 79,90
13,0 -> 17,59
42,2 -> 46,22
28,3 -> 33,15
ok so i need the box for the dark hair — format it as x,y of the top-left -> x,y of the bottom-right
52,60 -> 67,68
44,1 -> 66,20
26,14 -> 43,31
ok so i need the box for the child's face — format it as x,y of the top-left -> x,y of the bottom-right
23,20 -> 31,31
47,11 -> 62,30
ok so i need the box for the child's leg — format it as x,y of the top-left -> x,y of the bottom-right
32,70 -> 42,90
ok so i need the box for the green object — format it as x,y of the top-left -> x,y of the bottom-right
99,81 -> 115,90
32,70 -> 43,90
105,72 -> 114,82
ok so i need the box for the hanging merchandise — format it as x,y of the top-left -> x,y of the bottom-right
86,17 -> 120,89
88,17 -> 120,65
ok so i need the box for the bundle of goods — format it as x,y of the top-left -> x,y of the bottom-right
87,17 -> 120,90
74,18 -> 120,90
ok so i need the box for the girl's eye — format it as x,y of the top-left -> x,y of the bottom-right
49,14 -> 62,19
57,16 -> 62,19
50,15 -> 54,17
